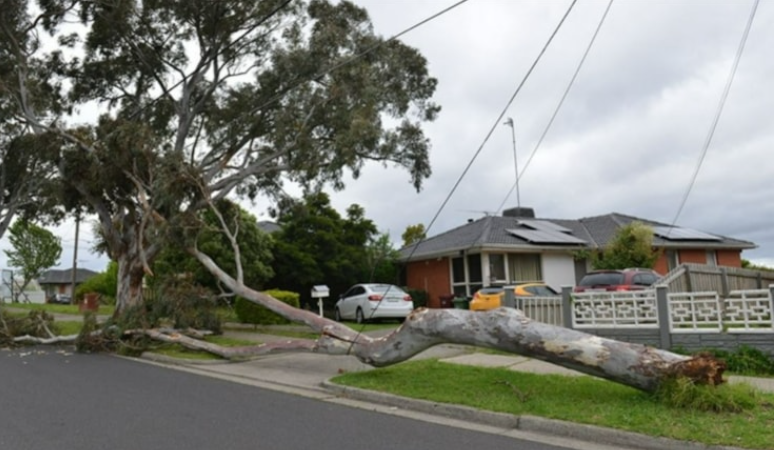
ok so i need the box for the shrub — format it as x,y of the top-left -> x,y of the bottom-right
74,261 -> 118,305
405,288 -> 428,309
234,289 -> 300,325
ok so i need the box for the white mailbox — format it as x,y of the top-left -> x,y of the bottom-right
311,285 -> 330,317
311,285 -> 329,298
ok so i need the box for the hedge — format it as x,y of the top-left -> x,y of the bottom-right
234,289 -> 300,325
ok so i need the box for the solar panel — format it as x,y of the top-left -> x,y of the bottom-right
506,228 -> 586,244
652,226 -> 721,241
516,219 -> 572,233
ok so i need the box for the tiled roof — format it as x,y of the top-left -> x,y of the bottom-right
578,213 -> 755,248
257,221 -> 281,234
38,268 -> 99,285
399,212 -> 755,261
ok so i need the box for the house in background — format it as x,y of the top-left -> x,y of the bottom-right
38,268 -> 99,300
257,220 -> 281,234
399,208 -> 755,307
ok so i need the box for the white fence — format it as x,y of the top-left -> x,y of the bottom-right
572,291 -> 659,329
512,287 -> 773,334
668,291 -> 722,332
516,296 -> 563,326
669,289 -> 773,333
563,288 -> 773,333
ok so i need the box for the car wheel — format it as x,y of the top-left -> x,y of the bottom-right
355,308 -> 366,324
334,308 -> 342,322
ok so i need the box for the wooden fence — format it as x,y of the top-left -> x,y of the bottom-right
657,263 -> 773,294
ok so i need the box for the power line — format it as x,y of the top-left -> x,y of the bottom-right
373,0 -> 579,326
414,0 -> 578,247
668,0 -> 759,232
496,0 -> 614,215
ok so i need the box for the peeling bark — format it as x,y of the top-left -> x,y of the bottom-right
115,251 -> 147,316
189,249 -> 725,393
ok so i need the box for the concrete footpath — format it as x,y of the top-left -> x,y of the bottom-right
139,329 -> 774,450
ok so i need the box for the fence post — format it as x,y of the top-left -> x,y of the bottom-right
502,287 -> 516,309
561,286 -> 573,329
720,267 -> 730,297
685,265 -> 693,292
655,285 -> 671,350
756,271 -> 763,289
769,285 -> 774,329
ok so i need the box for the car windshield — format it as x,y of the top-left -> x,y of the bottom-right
530,286 -> 557,296
579,273 -> 624,286
477,288 -> 503,295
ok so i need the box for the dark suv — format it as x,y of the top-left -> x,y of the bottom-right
573,268 -> 660,293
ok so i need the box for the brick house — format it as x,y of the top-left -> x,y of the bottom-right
399,208 -> 755,307
38,268 -> 99,300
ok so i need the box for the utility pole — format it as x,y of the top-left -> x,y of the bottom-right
503,117 -> 521,209
70,214 -> 80,304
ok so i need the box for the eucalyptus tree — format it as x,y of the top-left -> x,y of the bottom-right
0,1 -> 59,239
4,0 -> 438,315
4,1 -> 725,395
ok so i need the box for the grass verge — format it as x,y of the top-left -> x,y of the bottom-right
3,303 -> 115,316
331,360 -> 773,449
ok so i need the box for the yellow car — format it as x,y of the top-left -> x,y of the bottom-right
469,283 -> 558,311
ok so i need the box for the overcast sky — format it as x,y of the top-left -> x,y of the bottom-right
1,0 -> 772,274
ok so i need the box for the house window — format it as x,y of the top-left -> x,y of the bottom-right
509,253 -> 542,283
489,254 -> 506,282
666,250 -> 679,271
706,250 -> 717,266
451,257 -> 465,283
467,254 -> 482,283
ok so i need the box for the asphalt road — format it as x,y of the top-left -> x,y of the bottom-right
1,347 -> 572,450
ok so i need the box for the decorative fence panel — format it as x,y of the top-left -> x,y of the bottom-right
571,291 -> 658,329
724,289 -> 773,332
667,291 -> 722,333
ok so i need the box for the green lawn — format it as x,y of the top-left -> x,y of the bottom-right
2,302 -> 115,316
332,360 -> 773,450
54,321 -> 84,335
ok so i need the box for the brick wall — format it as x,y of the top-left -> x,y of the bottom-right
406,258 -> 450,308
716,250 -> 742,267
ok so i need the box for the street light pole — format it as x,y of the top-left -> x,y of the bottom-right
503,117 -> 521,210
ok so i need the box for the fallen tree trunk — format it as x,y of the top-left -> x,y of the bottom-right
188,250 -> 725,394
126,328 -> 317,359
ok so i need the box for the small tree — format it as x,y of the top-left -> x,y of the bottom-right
3,219 -> 61,301
365,232 -> 400,283
401,223 -> 426,247
594,222 -> 659,270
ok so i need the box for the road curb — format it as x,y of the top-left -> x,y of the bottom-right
322,381 -> 747,450
140,352 -> 236,366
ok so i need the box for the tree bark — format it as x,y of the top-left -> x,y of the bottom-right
190,249 -> 726,393
115,251 -> 147,316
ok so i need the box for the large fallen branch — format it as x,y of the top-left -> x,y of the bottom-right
126,328 -> 316,359
188,250 -> 726,394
